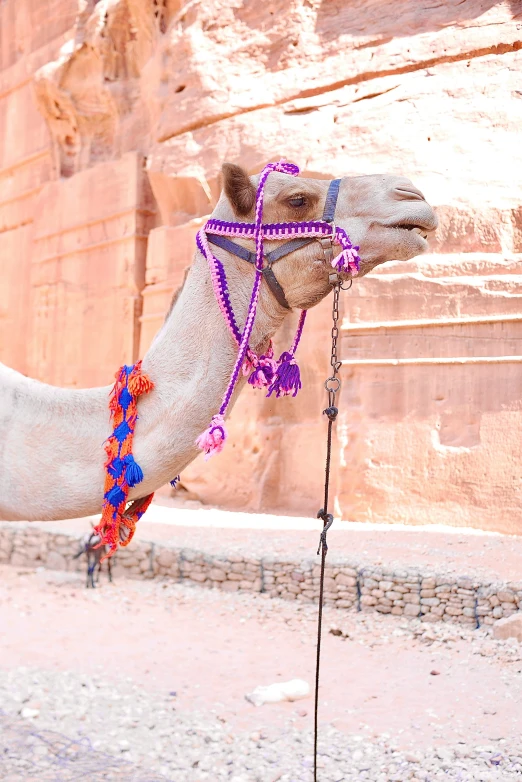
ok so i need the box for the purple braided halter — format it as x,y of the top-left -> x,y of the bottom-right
196,161 -> 360,459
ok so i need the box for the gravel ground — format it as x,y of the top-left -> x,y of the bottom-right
1,567 -> 522,781
1,667 -> 521,782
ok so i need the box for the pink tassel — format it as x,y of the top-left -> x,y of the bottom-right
248,355 -> 277,388
248,346 -> 277,389
196,414 -> 227,459
332,245 -> 360,276
242,343 -> 277,389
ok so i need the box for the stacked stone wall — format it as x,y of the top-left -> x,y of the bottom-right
1,523 -> 520,629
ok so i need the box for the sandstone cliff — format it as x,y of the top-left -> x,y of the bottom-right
0,0 -> 521,532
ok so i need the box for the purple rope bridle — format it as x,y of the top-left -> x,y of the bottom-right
195,161 -> 360,459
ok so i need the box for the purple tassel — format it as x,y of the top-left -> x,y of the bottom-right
266,352 -> 302,398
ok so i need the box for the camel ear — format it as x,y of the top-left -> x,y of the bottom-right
222,163 -> 256,216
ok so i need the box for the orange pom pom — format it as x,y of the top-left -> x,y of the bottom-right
128,372 -> 154,397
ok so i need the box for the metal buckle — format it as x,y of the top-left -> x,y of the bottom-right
318,236 -> 334,265
318,222 -> 336,265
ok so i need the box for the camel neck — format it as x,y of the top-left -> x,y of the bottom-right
143,250 -> 285,387
132,249 -> 286,490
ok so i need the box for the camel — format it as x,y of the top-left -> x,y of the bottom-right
0,162 -> 437,523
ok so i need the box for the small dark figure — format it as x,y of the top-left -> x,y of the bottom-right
73,529 -> 113,588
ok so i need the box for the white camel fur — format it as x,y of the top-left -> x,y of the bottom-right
0,163 -> 437,522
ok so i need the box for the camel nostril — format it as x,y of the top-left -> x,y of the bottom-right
393,186 -> 426,202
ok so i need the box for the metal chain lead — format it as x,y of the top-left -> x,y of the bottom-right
326,276 -> 342,408
314,272 -> 350,781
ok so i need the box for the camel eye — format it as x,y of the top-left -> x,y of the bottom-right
288,195 -> 307,208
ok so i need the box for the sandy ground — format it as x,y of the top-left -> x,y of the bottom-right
1,564 -> 522,780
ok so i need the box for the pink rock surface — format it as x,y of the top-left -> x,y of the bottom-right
0,0 -> 521,528
493,613 -> 522,642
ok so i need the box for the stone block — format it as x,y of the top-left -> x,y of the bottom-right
498,591 -> 516,604
189,572 -> 206,583
445,605 -> 463,616
336,574 -> 356,587
157,549 -> 176,569
209,568 -> 226,582
337,600 -> 356,609
379,581 -> 394,591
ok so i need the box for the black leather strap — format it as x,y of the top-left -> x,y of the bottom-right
207,234 -> 316,267
207,235 -> 292,308
265,237 -> 316,264
262,267 -> 291,309
207,234 -> 256,264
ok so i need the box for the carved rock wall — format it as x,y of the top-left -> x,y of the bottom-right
0,0 -> 521,530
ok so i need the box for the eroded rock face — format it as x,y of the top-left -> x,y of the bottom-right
0,0 -> 521,528
493,614 -> 522,642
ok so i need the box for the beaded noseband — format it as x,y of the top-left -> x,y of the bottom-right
206,177 -> 345,310
196,161 -> 360,458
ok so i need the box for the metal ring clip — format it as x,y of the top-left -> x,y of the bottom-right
324,376 -> 341,393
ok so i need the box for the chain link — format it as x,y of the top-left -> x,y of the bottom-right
324,276 -> 342,408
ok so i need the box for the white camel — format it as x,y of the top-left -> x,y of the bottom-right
0,163 -> 437,522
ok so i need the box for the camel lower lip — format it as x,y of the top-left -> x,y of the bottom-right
390,225 -> 429,240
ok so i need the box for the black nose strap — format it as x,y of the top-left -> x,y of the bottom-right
206,178 -> 342,309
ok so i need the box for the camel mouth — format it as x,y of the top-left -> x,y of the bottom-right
389,223 -> 431,240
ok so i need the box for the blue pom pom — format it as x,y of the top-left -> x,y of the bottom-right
124,454 -> 144,487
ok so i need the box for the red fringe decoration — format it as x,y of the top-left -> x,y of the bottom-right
93,361 -> 154,560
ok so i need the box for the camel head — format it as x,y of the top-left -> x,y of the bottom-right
218,163 -> 438,310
